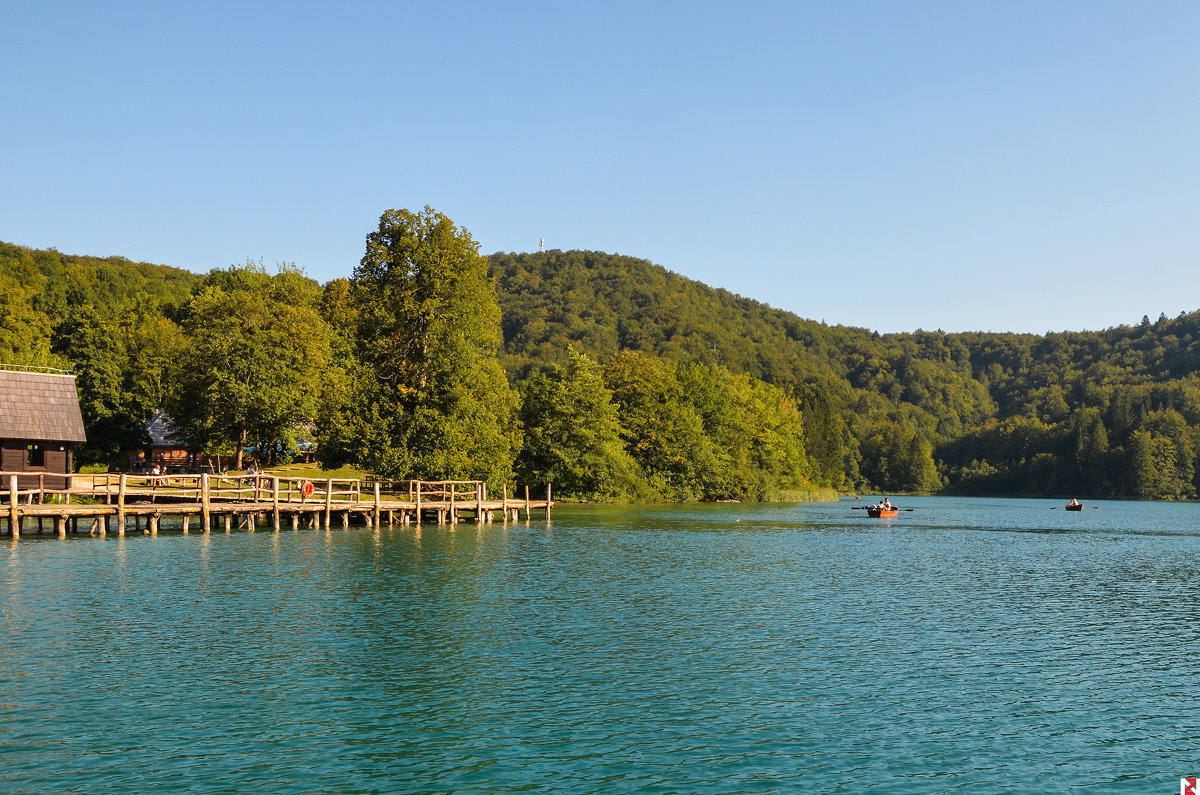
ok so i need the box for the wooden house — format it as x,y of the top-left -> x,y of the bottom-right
0,368 -> 87,489
128,411 -> 190,472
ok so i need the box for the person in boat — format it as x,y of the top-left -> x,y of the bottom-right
1069,498 -> 1078,507
883,498 -> 892,509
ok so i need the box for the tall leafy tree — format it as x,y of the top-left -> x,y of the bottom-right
603,350 -> 723,500
53,300 -> 187,467
345,207 -> 518,484
172,263 -> 330,468
516,348 -> 641,499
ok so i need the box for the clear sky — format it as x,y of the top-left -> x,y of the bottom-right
5,1 -> 1199,334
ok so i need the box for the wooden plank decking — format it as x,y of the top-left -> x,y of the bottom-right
1,472 -> 551,539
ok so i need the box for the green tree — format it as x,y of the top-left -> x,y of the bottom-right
516,348 -> 642,499
0,266 -> 59,368
602,350 -> 723,500
860,422 -> 940,493
346,207 -> 518,484
172,263 -> 330,468
1070,406 -> 1111,495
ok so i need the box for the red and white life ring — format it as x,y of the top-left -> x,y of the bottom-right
301,480 -> 315,499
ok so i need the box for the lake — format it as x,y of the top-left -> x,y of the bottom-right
2,497 -> 1198,793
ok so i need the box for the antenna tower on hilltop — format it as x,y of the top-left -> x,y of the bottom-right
540,237 -> 545,253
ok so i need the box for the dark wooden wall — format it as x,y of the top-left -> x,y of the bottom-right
0,440 -> 73,489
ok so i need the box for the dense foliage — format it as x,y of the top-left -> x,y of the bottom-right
318,208 -> 519,484
489,250 -> 1200,500
7,233 -> 1200,501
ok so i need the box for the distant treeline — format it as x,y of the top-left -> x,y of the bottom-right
5,223 -> 1200,500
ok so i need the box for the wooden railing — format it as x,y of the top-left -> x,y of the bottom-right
1,472 -> 498,509
1,471 -> 551,539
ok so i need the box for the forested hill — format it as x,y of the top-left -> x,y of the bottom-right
490,250 -> 1200,499
7,238 -> 1200,500
0,242 -> 199,366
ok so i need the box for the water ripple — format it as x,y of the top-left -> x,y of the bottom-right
2,499 -> 1198,792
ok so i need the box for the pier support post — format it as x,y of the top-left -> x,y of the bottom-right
373,482 -> 381,528
57,515 -> 66,538
415,482 -> 422,525
182,516 -> 190,534
272,477 -> 280,531
8,475 -> 20,539
150,514 -> 159,536
201,473 -> 211,532
324,479 -> 333,529
116,473 -> 127,535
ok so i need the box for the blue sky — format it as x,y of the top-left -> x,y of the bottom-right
5,1 -> 1199,334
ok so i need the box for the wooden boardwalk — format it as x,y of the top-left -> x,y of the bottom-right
1,472 -> 551,539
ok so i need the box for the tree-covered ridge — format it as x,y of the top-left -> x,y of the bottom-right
0,242 -> 199,323
489,250 -> 1200,499
8,233 -> 1200,501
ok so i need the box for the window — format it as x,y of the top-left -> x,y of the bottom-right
26,444 -> 45,468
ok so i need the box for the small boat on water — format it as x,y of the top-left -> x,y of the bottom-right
866,506 -> 899,518
1065,503 -> 1084,512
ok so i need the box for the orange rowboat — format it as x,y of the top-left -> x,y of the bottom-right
866,507 -> 899,518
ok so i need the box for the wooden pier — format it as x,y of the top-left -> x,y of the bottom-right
0,471 -> 552,539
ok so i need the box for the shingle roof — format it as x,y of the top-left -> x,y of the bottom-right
0,370 -> 87,442
144,411 -> 184,447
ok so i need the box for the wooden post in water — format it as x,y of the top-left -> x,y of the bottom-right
150,514 -> 159,535
324,479 -> 333,529
476,482 -> 483,523
201,473 -> 211,532
524,485 -> 530,520
9,475 -> 20,539
546,482 -> 552,519
57,515 -> 66,538
502,484 -> 508,524
182,515 -> 190,534
450,483 -> 457,524
272,477 -> 280,531
117,474 -> 127,536
415,481 -> 422,525
373,482 -> 381,528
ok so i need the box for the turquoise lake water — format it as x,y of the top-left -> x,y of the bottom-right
3,497 -> 1200,793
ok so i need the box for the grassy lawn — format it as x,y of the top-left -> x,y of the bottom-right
75,461 -> 369,479
264,462 -> 368,480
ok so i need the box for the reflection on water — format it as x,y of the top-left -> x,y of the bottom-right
2,497 -> 1198,793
